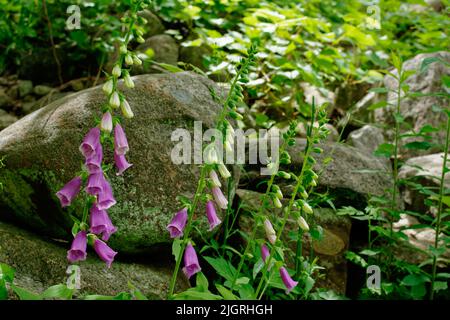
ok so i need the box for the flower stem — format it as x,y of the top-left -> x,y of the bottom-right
430,115 -> 450,300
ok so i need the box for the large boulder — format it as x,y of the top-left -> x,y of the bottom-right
374,51 -> 449,159
0,221 -> 188,299
0,72 -> 235,254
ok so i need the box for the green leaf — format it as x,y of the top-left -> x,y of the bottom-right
367,100 -> 387,111
84,292 -> 133,300
433,281 -> 448,292
401,274 -> 430,286
304,276 -> 315,294
172,289 -> 223,300
0,263 -> 15,283
172,239 -> 182,260
369,87 -> 388,93
374,143 -> 394,158
10,284 -> 41,300
42,284 -> 73,299
216,284 -> 238,300
345,251 -> 368,268
0,280 -> 8,300
359,249 -> 379,256
204,257 -> 237,283
156,63 -> 184,73
252,258 -> 265,279
195,272 -> 209,292
420,57 -> 440,73
404,141 -> 432,151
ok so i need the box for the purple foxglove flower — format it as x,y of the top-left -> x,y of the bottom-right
85,143 -> 103,174
166,208 -> 188,238
67,231 -> 87,263
79,127 -> 101,159
93,239 -> 118,268
211,186 -> 228,210
56,176 -> 82,207
89,204 -> 117,241
279,267 -> 298,294
100,111 -> 113,133
182,243 -> 201,279
86,172 -> 105,196
96,178 -> 116,210
114,124 -> 129,155
261,244 -> 270,263
114,152 -> 133,175
206,200 -> 221,231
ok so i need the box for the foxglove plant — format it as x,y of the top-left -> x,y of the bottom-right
166,45 -> 257,298
55,0 -> 150,268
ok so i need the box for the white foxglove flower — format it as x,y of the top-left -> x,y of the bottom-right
125,54 -> 134,66
297,216 -> 309,232
218,163 -> 231,179
264,219 -> 277,245
119,45 -> 127,54
209,170 -> 222,188
133,56 -> 142,66
302,201 -> 313,214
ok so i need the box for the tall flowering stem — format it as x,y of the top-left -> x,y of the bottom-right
55,0 -> 149,268
254,102 -> 330,299
167,45 -> 257,298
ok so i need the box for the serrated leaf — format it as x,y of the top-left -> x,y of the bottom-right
216,284 -> 238,300
42,284 -> 73,299
10,284 -> 41,300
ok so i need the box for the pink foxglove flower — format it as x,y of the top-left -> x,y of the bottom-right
93,239 -> 117,268
166,208 -> 188,238
86,172 -> 105,196
56,176 -> 82,207
85,143 -> 103,174
209,170 -> 221,187
114,152 -> 133,175
182,243 -> 201,279
96,178 -> 116,210
206,200 -> 221,231
79,127 -> 101,159
100,112 -> 113,133
90,204 -> 117,241
211,186 -> 228,209
280,267 -> 298,294
114,124 -> 129,155
67,231 -> 87,263
261,244 -> 270,263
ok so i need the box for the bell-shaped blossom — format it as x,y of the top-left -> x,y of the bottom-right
67,231 -> 87,263
120,99 -> 134,119
93,239 -> 117,268
114,152 -> 133,175
109,92 -> 120,108
124,73 -> 134,88
56,176 -> 82,207
90,205 -> 117,241
100,112 -> 113,133
263,219 -> 277,245
261,244 -> 270,263
86,172 -> 105,196
297,216 -> 310,232
166,208 -> 188,238
280,267 -> 298,294
211,186 -> 228,209
206,200 -> 221,231
85,143 -> 103,174
209,170 -> 221,188
96,178 -> 116,210
112,65 -> 121,78
79,127 -> 101,159
182,243 -> 201,279
218,163 -> 231,179
125,54 -> 134,66
114,124 -> 129,155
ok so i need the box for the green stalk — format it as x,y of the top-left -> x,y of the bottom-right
295,228 -> 303,279
168,166 -> 208,297
430,116 -> 450,300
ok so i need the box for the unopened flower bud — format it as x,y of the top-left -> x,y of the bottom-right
278,171 -> 291,179
100,112 -> 113,133
125,54 -> 134,66
112,65 -> 122,78
119,45 -> 127,54
205,146 -> 219,164
102,80 -> 114,95
120,99 -> 134,119
273,196 -> 282,209
133,55 -> 142,66
109,92 -> 120,108
264,219 -> 277,245
124,73 -> 134,88
209,170 -> 222,188
273,185 -> 283,199
218,163 -> 231,179
137,36 -> 145,44
297,216 -> 309,232
302,201 -> 313,214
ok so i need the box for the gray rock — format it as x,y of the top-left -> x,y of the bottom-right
0,221 -> 188,299
0,72 -> 236,254
138,10 -> 165,38
0,110 -> 18,130
33,85 -> 53,96
374,51 -> 450,159
0,90 -> 14,110
237,189 -> 351,294
299,82 -> 336,116
22,91 -> 71,115
134,34 -> 179,74
347,125 -> 386,161
398,153 -> 449,213
179,43 -> 212,71
18,80 -> 33,97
